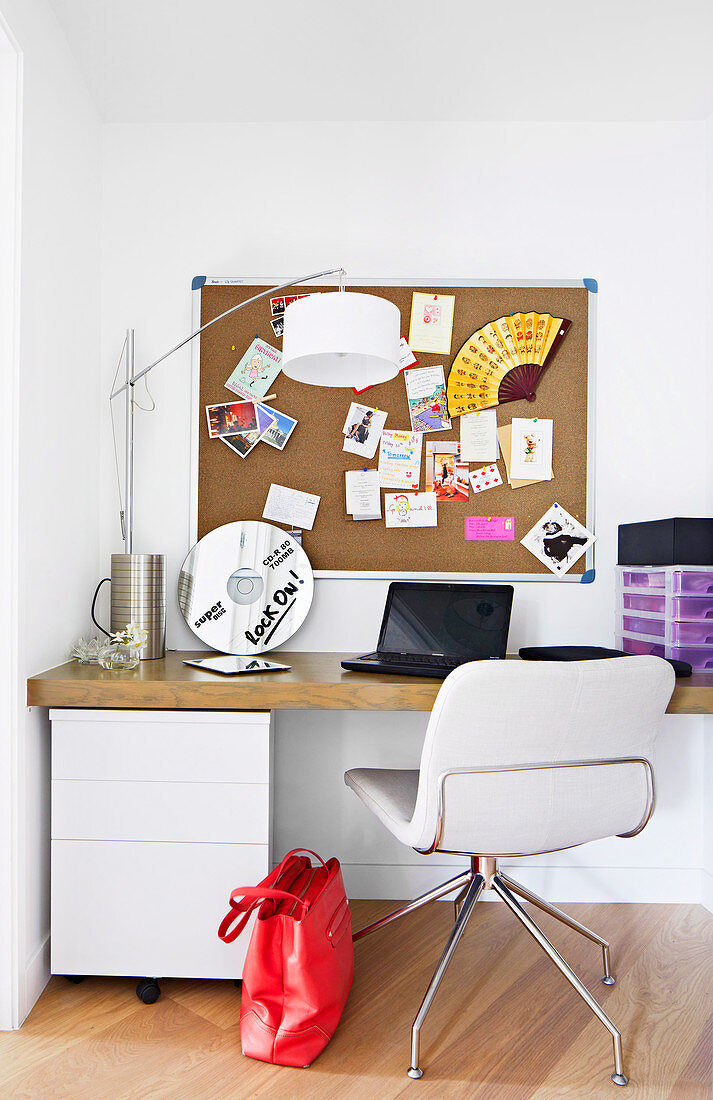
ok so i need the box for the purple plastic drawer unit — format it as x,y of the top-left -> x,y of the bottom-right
616,632 -> 713,670
618,567 -> 713,594
619,593 -> 713,620
616,634 -> 665,658
671,622 -> 713,645
619,614 -> 713,646
620,614 -> 665,638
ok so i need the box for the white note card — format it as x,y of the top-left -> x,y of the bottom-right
510,418 -> 553,482
345,469 -> 381,521
384,492 -> 437,528
460,408 -> 499,463
263,484 -> 321,531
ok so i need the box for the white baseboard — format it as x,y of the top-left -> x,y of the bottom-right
19,934 -> 50,1027
701,870 -> 713,914
343,863 -> 702,905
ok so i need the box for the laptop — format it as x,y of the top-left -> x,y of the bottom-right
341,581 -> 514,679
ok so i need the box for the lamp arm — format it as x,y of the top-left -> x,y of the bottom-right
109,266 -> 346,400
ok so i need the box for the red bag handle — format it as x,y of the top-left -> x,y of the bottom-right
218,850 -> 329,943
280,848 -> 329,871
218,885 -> 309,943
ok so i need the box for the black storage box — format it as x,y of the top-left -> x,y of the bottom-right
618,518 -> 713,566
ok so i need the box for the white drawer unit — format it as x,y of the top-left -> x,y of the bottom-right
49,709 -> 272,1001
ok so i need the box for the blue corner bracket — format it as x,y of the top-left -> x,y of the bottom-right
192,275 -> 207,291
583,278 -> 598,293
580,568 -> 596,584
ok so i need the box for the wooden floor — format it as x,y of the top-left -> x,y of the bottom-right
2,900 -> 713,1099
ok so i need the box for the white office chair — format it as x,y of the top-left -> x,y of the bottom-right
345,656 -> 675,1086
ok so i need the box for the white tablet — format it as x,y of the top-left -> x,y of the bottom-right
183,656 -> 291,675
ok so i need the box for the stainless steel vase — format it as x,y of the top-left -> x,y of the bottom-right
110,553 -> 166,659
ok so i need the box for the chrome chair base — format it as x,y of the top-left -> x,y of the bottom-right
353,856 -> 627,1087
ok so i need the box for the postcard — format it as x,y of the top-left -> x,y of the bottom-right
465,516 -> 515,541
460,408 -> 499,463
385,492 -> 437,528
469,464 -> 503,494
221,402 -> 276,458
345,469 -> 381,521
378,429 -> 422,491
342,402 -> 388,459
404,365 -> 451,433
424,441 -> 468,502
258,403 -> 298,450
408,292 -> 455,355
263,484 -> 321,531
510,418 -> 553,482
521,502 -> 595,575
497,424 -> 541,489
206,400 -> 258,439
225,337 -> 283,401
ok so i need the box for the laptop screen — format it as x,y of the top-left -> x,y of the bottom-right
378,582 -> 513,660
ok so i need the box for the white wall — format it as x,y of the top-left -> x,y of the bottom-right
100,121 -> 711,902
0,0 -> 101,1027
0,10 -> 21,1035
703,718 -> 713,910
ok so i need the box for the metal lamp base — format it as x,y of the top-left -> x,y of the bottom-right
110,554 -> 166,659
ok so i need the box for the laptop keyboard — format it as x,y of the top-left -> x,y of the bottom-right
379,652 -> 460,669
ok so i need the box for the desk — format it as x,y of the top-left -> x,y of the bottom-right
27,650 -> 713,714
26,652 -> 713,997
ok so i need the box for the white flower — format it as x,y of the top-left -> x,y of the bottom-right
110,621 -> 149,649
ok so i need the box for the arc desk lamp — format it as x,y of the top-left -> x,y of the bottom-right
105,269 -> 401,658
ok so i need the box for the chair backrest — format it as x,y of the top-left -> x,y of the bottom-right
407,656 -> 675,857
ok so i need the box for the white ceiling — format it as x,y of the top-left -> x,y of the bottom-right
48,0 -> 713,123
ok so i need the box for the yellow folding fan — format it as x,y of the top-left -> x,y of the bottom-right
447,312 -> 571,416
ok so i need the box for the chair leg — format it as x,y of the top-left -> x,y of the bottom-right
353,869 -> 472,942
453,882 -> 470,921
499,871 -> 615,985
407,872 -> 485,1080
492,876 -> 628,1087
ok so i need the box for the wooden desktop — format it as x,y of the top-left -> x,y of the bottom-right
27,650 -> 713,714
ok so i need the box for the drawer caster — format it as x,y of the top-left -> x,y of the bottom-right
64,975 -> 86,984
136,978 -> 161,1004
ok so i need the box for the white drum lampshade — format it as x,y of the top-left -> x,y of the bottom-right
281,291 -> 401,388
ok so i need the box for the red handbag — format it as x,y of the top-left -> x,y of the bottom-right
218,848 -> 354,1067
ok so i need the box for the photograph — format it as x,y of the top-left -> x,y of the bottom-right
270,296 -> 285,316
220,402 -> 275,458
521,502 -> 596,576
270,315 -> 284,339
432,453 -> 469,502
205,399 -> 258,439
259,404 -> 298,450
342,402 -> 388,459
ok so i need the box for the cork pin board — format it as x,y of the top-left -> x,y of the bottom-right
190,277 -> 595,580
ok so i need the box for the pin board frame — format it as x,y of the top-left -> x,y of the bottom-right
189,276 -> 597,582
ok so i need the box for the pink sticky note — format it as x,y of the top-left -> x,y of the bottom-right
465,516 -> 515,541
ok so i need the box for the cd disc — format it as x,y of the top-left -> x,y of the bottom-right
178,521 -> 314,655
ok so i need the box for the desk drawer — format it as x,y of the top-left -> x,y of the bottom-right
52,780 -> 270,843
51,840 -> 267,979
50,710 -> 271,783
